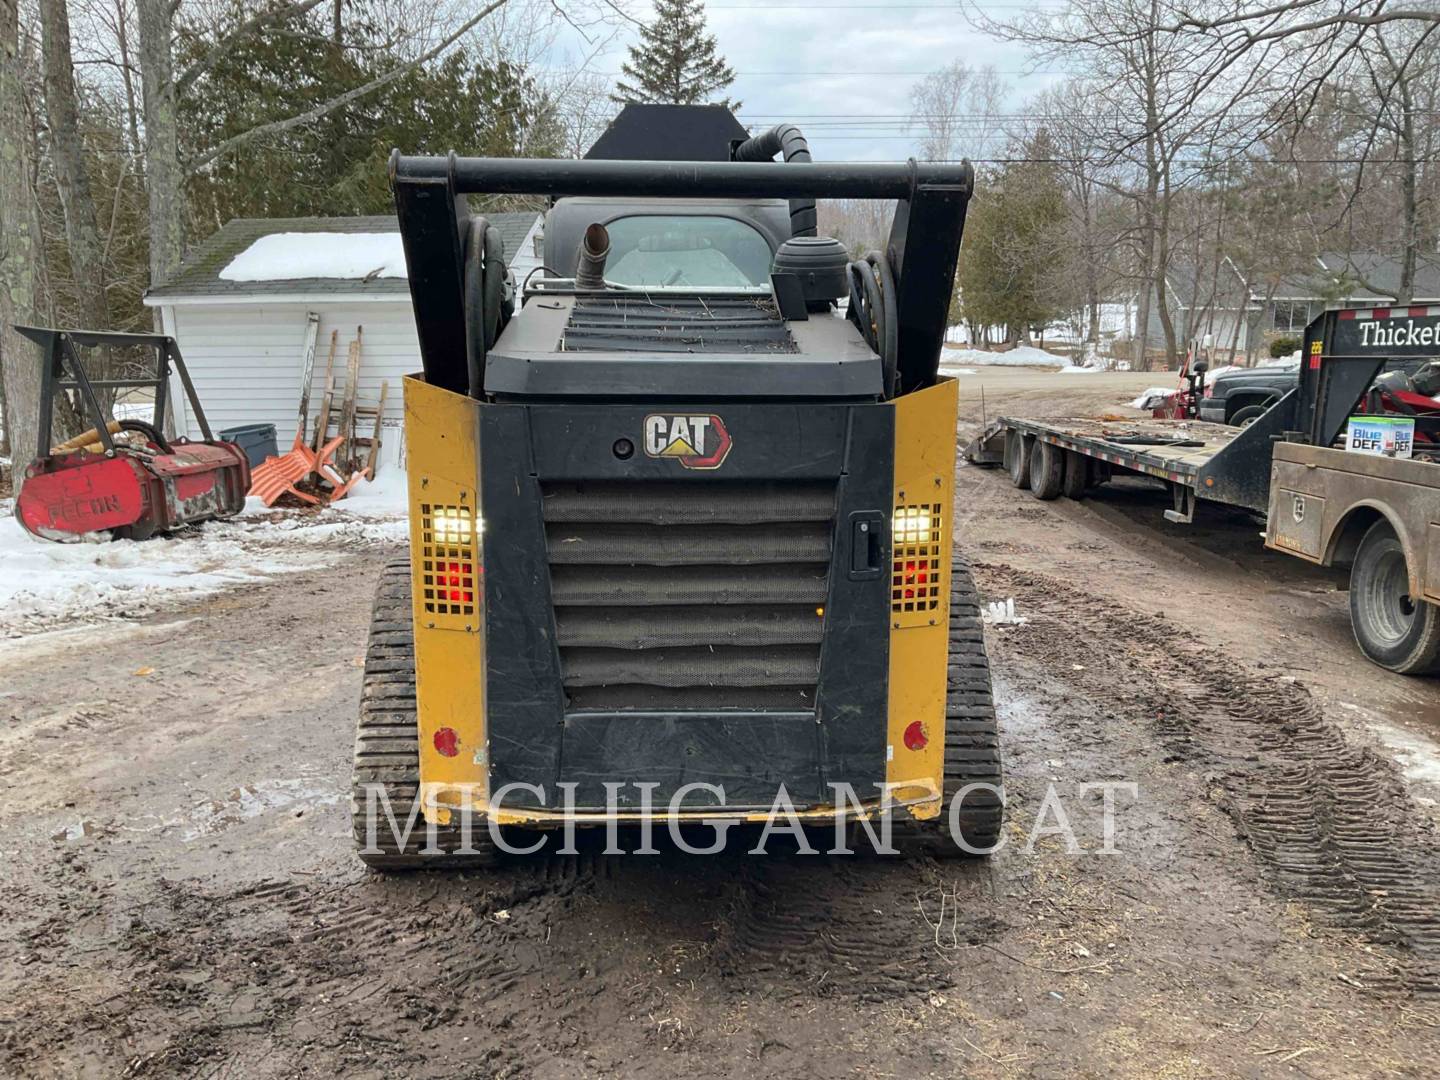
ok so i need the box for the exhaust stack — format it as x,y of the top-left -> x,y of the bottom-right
574,222 -> 611,289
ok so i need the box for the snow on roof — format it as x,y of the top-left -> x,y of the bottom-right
219,232 -> 407,283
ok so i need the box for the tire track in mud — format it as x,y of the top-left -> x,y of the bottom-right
708,859 -> 959,999
80,844 -> 958,1075
976,561 -> 1440,992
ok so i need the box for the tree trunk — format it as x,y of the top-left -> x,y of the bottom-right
40,0 -> 111,338
1397,83 -> 1418,306
1152,149 -> 1179,368
115,0 -> 142,154
0,0 -> 45,464
137,0 -> 183,287
1132,193 -> 1156,371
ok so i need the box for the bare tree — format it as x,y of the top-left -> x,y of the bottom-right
40,0 -> 111,338
909,61 -> 1005,162
1,0 -> 45,462
136,0 -> 514,285
981,0 -> 1278,367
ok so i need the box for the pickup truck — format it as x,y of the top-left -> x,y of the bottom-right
1263,304 -> 1440,674
1267,442 -> 1440,674
1198,361 -> 1299,425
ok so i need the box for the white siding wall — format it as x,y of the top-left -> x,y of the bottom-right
161,299 -> 417,466
510,217 -> 544,286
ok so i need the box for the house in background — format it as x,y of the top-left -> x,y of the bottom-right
1145,252 -> 1440,360
143,212 -> 541,466
1264,253 -> 1440,335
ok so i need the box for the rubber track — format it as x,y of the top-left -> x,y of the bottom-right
350,558 -> 499,869
978,561 -> 1440,993
892,555 -> 1006,857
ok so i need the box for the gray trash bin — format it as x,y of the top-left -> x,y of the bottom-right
218,423 -> 279,469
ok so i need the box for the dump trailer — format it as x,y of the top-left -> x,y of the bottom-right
351,104 -> 1003,866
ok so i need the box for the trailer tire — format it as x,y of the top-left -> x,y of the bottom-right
1061,450 -> 1087,499
1349,522 -> 1440,675
1005,430 -> 1032,489
1028,439 -> 1064,500
351,558 -> 501,870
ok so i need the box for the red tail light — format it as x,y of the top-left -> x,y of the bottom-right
441,561 -> 473,603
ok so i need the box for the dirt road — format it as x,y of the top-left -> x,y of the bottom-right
3,367 -> 1439,1077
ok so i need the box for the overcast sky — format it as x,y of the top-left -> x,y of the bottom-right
543,1 -> 1073,162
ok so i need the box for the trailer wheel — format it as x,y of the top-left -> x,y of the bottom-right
351,558 -> 501,869
1061,450 -> 1087,499
1349,522 -> 1440,675
1028,439 -> 1064,500
1005,430 -> 1032,489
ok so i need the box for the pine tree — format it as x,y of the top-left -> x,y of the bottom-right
612,0 -> 738,109
957,133 -> 1070,343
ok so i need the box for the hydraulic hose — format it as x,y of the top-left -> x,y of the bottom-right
462,216 -> 509,399
847,249 -> 899,399
732,123 -> 817,238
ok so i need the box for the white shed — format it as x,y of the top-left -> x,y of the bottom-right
143,212 -> 542,469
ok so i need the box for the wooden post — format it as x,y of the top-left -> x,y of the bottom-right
337,326 -> 363,477
294,312 -> 320,448
364,380 -> 388,480
312,329 -> 339,454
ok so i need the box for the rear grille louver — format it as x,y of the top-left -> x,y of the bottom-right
541,481 -> 835,711
558,296 -> 798,354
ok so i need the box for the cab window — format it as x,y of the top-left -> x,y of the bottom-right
604,215 -> 774,288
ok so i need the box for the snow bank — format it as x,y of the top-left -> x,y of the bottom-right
219,232 -> 406,282
941,346 -> 1067,368
0,472 -> 412,638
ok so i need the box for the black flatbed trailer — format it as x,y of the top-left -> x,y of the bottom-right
966,303 -> 1440,528
966,405 -> 1292,523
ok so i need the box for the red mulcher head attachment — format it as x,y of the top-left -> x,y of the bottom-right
11,327 -> 251,542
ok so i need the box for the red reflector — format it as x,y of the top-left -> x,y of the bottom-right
442,561 -> 473,603
433,727 -> 460,757
903,721 -> 928,751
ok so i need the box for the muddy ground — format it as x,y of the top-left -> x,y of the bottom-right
3,368 -> 1440,1078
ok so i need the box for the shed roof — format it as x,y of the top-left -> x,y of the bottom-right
145,212 -> 540,301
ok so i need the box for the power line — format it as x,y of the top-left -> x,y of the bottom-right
705,2 -> 1056,6
568,70 -> 1072,76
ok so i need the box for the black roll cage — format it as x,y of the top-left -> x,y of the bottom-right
388,152 -> 974,398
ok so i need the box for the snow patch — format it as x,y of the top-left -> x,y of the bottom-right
1130,387 -> 1178,410
1364,717 -> 1440,791
941,346 -> 1066,368
219,232 -> 407,282
982,598 -> 1027,626
1260,352 -> 1301,369
0,472 -> 411,639
1057,365 -> 1100,374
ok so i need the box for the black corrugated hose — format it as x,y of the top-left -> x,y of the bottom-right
462,216 -> 512,398
848,250 -> 899,398
732,123 -> 817,238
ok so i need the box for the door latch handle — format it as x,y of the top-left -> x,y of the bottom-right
848,510 -> 884,579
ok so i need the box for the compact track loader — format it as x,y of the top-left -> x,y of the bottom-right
351,104 -> 1003,866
